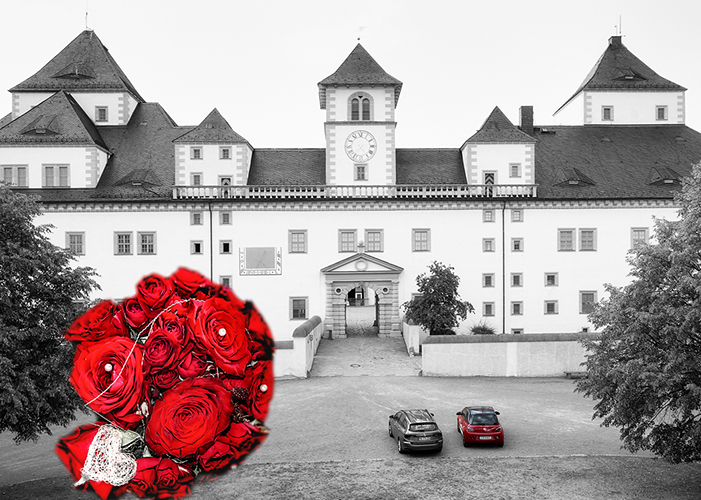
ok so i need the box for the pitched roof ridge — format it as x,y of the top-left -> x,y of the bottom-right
464,106 -> 536,144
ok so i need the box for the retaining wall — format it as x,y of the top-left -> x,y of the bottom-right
273,316 -> 324,378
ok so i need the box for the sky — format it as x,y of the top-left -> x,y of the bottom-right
0,0 -> 699,148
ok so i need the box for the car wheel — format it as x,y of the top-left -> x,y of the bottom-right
498,441 -> 504,448
457,421 -> 461,433
463,436 -> 470,448
397,438 -> 405,454
436,445 -> 443,453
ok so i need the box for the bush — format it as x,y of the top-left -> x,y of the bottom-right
470,322 -> 496,335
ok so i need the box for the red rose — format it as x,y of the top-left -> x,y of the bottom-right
242,301 -> 275,361
150,369 -> 180,390
145,378 -> 234,460
170,268 -> 211,299
55,423 -> 128,500
177,350 -> 208,379
70,337 -> 147,429
192,297 -> 250,376
244,359 -> 274,421
65,300 -> 127,342
153,304 -> 193,351
198,422 -> 268,471
136,274 -> 175,318
144,328 -> 182,374
121,297 -> 151,336
128,457 -> 194,499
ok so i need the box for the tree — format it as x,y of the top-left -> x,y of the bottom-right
0,184 -> 99,442
402,261 -> 473,335
576,162 -> 701,463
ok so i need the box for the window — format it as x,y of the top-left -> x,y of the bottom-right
191,147 -> 203,160
558,229 -> 575,251
2,165 -> 28,186
350,94 -> 371,121
511,328 -> 524,335
544,301 -> 558,315
544,273 -> 559,286
602,106 -> 613,121
138,232 -> 156,255
339,230 -> 357,252
412,229 -> 430,252
365,230 -> 383,252
289,230 -> 308,253
656,106 -> 668,121
511,273 -> 522,287
114,232 -> 132,255
191,211 -> 203,225
43,164 -> 69,187
220,211 -> 232,225
220,240 -> 232,254
511,238 -> 523,252
511,210 -> 523,222
220,147 -> 231,159
483,238 -> 495,252
483,302 -> 495,317
580,291 -> 597,314
2,167 -> 10,184
483,209 -> 494,222
290,297 -> 308,320
511,302 -> 523,315
509,163 -> 521,178
191,173 -> 202,186
191,241 -> 203,254
66,232 -> 85,255
631,228 -> 649,249
220,276 -> 232,289
95,106 -> 108,122
483,274 -> 495,288
579,229 -> 597,251
355,164 -> 367,181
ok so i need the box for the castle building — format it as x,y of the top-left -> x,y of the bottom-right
2,31 -> 700,346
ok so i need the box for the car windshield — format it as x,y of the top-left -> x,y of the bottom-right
470,413 -> 498,425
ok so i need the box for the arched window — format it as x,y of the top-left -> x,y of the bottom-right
348,93 -> 373,121
351,98 -> 360,121
362,98 -> 370,120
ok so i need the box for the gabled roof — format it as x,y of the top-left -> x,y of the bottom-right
0,91 -> 107,149
173,108 -> 249,145
320,252 -> 404,274
318,44 -> 403,109
464,106 -> 536,144
10,30 -> 145,102
555,36 -> 686,114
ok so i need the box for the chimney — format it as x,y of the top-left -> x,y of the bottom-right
519,106 -> 534,136
608,35 -> 623,48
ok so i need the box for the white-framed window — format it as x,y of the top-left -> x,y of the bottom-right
290,297 -> 308,320
220,146 -> 231,159
191,240 -> 203,255
66,232 -> 85,255
631,227 -> 649,249
190,147 -> 203,160
544,272 -> 559,286
580,291 -> 597,314
412,229 -> 430,252
579,229 -> 597,251
558,229 -> 575,251
43,164 -> 69,187
289,230 -> 308,253
656,105 -> 668,121
114,232 -> 132,255
220,276 -> 232,289
483,238 -> 495,252
511,209 -> 523,222
219,176 -> 232,186
2,165 -> 28,186
512,238 -> 524,252
483,274 -> 495,288
220,240 -> 232,254
138,232 -> 156,255
483,302 -> 495,317
602,106 -> 614,121
511,328 -> 524,335
191,173 -> 202,186
355,164 -> 367,181
220,211 -> 232,225
349,93 -> 372,121
544,300 -> 558,315
365,229 -> 383,252
511,302 -> 523,315
95,106 -> 108,122
509,163 -> 521,178
191,211 -> 203,225
483,209 -> 495,222
339,230 -> 357,252
511,273 -> 522,287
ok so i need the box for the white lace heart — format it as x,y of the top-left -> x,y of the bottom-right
75,425 -> 137,487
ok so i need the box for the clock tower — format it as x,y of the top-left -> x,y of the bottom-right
318,44 -> 402,186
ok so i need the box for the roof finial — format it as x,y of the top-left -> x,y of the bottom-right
357,26 -> 366,42
85,0 -> 91,30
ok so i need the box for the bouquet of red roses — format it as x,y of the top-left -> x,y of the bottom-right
56,268 -> 274,499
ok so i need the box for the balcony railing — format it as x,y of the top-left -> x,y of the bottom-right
172,183 -> 538,200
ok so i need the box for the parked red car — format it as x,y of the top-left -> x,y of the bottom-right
456,406 -> 504,447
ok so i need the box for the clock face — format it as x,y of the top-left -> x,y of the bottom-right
345,130 -> 377,162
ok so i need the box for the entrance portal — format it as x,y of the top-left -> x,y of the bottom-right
346,291 -> 379,336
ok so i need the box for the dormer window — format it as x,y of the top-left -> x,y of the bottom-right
602,106 -> 613,122
95,106 -> 108,123
656,106 -> 668,121
350,94 -> 372,121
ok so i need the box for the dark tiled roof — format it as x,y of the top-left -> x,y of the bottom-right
318,44 -> 402,109
465,106 -> 536,144
556,36 -> 685,114
396,149 -> 466,184
0,91 -> 107,149
0,112 -> 11,128
173,108 -> 249,145
10,30 -> 145,102
534,125 -> 701,199
248,149 -> 326,185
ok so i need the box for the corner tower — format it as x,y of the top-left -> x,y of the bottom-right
318,44 -> 402,186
